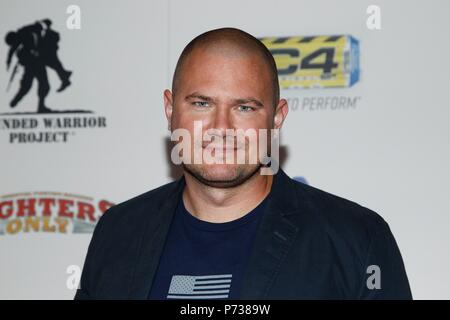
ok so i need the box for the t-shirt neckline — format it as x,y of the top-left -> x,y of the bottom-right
179,194 -> 269,232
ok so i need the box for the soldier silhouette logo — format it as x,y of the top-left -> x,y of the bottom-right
4,19 -> 89,114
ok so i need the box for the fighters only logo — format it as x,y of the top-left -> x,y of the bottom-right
0,191 -> 114,235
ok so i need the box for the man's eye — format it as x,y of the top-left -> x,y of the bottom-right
193,101 -> 209,107
238,105 -> 254,112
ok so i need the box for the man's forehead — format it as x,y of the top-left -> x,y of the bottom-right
179,48 -> 271,86
177,67 -> 270,98
175,52 -> 271,102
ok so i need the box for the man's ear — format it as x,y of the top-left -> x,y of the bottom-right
163,89 -> 173,131
274,98 -> 289,129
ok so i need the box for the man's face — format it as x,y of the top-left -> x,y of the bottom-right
164,47 -> 287,188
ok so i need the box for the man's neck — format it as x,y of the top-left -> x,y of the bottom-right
182,170 -> 273,223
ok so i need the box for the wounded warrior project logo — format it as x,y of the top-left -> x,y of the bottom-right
0,191 -> 114,235
1,18 -> 107,143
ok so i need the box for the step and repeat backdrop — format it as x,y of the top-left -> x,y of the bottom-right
0,0 -> 449,299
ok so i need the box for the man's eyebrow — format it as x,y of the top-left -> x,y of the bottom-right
233,98 -> 264,107
184,93 -> 264,107
185,93 -> 214,101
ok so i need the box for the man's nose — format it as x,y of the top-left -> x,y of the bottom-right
210,106 -> 233,134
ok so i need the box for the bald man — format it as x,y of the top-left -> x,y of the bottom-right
75,28 -> 412,300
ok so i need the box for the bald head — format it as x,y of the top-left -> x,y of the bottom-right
172,27 -> 280,107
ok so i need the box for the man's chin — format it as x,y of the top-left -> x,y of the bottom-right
182,163 -> 261,188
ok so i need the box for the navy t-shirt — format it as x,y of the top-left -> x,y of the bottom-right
148,193 -> 268,300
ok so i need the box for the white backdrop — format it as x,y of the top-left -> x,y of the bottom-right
0,0 -> 449,299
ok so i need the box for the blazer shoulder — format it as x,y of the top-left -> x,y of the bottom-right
100,179 -> 180,224
291,179 -> 391,241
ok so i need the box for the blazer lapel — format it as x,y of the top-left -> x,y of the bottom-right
127,176 -> 186,299
240,169 -> 302,299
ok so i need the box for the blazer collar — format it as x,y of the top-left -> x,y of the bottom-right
127,177 -> 185,299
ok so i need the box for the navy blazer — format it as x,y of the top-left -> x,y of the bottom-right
75,168 -> 412,299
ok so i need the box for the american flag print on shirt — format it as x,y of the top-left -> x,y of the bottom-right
167,274 -> 233,299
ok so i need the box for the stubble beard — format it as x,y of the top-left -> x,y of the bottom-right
182,162 -> 263,188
